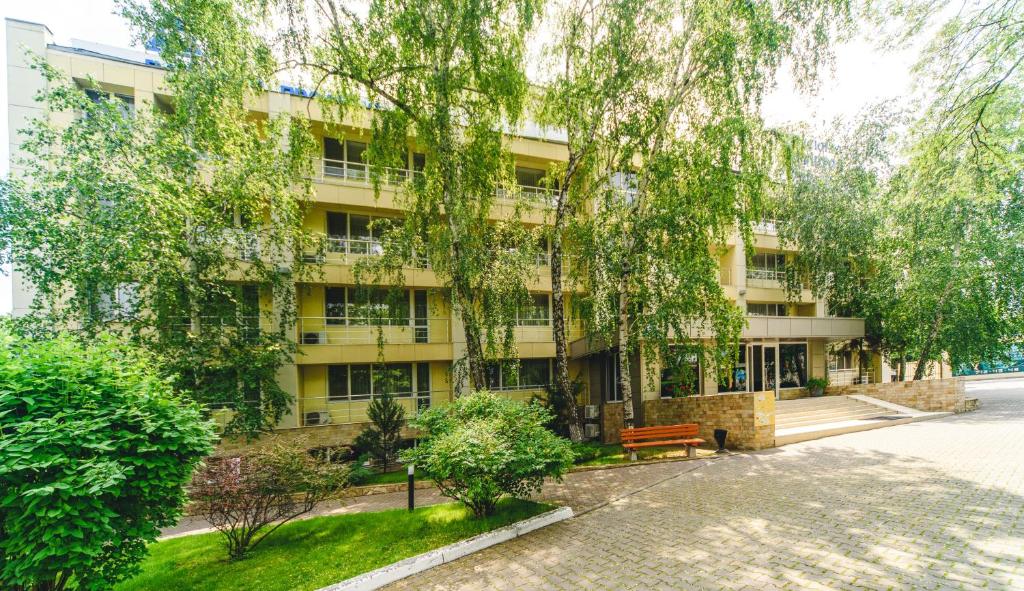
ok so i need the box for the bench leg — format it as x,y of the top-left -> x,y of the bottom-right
687,445 -> 697,458
629,450 -> 638,462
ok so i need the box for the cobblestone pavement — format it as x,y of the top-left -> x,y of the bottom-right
388,379 -> 1024,591
162,446 -> 710,538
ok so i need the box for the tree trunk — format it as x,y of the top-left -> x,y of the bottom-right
617,283 -> 635,429
897,358 -> 906,382
914,282 -> 954,380
455,278 -> 488,392
550,186 -> 583,441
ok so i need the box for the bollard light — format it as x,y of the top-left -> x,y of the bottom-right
407,464 -> 415,512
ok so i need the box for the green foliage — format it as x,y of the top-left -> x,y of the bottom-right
0,0 -> 318,438
353,392 -> 406,472
272,0 -> 542,390
806,377 -> 829,395
532,380 -> 584,438
404,391 -> 574,517
114,499 -> 551,591
0,324 -> 215,591
188,442 -> 349,560
549,0 -> 853,426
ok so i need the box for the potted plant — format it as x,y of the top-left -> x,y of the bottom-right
806,377 -> 829,397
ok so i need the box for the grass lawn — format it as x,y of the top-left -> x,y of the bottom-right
573,442 -> 692,467
359,469 -> 410,486
117,499 -> 551,591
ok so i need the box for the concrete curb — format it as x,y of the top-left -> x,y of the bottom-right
316,506 -> 574,591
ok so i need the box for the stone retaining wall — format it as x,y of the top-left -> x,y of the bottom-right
601,403 -> 624,444
215,422 -> 417,456
825,378 -> 966,412
641,391 -> 776,450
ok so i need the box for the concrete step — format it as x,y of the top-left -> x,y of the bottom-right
776,398 -> 861,410
775,416 -> 916,445
776,409 -> 892,429
776,401 -> 888,420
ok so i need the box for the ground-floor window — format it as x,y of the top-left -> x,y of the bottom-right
718,346 -> 748,393
660,350 -> 701,398
484,358 -> 552,390
327,362 -> 428,402
829,349 -> 854,371
600,351 -> 623,402
779,343 -> 808,388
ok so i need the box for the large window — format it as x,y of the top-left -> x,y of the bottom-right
660,350 -> 701,398
718,346 -> 748,393
485,359 -> 552,390
779,343 -> 808,389
325,212 -> 393,255
748,252 -> 786,282
323,138 -> 367,177
324,287 -> 409,325
829,350 -> 854,371
328,363 -> 424,402
602,351 -> 623,402
518,294 -> 551,326
84,88 -> 135,118
747,303 -> 788,316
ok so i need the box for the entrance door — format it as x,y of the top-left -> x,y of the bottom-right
750,345 -> 763,392
764,345 -> 778,398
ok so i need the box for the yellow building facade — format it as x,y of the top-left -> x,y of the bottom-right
6,19 -> 867,445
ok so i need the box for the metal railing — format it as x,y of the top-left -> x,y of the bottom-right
754,218 -> 778,234
301,233 -> 429,268
297,316 -> 450,345
313,158 -> 423,186
746,268 -> 785,288
828,368 -> 874,385
300,390 -> 445,426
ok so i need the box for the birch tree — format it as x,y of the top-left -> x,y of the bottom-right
271,0 -> 542,391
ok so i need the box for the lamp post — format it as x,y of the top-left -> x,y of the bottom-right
407,464 -> 415,511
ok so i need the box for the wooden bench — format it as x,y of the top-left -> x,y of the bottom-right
620,424 -> 705,460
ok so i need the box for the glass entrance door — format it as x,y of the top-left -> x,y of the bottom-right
750,345 -> 763,392
764,345 -> 778,398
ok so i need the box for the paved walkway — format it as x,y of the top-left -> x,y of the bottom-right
387,379 -> 1024,590
162,451 -> 713,538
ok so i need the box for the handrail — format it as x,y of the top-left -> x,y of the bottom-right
299,389 -> 446,425
297,316 -> 450,345
314,158 -> 422,186
753,219 -> 779,234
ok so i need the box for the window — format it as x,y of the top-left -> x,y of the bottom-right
609,171 -> 638,203
518,294 -> 550,326
515,166 -> 547,188
416,363 -> 431,410
661,351 -> 701,398
84,88 -> 134,119
829,350 -> 854,371
327,363 -> 421,402
718,346 -> 748,393
485,359 -> 552,390
323,138 -> 368,178
324,287 -> 410,325
98,282 -> 139,320
411,152 -> 426,172
324,211 -> 393,255
779,343 -> 808,388
747,303 -> 788,316
535,236 -> 550,266
603,351 -> 623,402
750,252 -> 786,272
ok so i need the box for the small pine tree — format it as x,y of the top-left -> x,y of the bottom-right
354,392 -> 406,472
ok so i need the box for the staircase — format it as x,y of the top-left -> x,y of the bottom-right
774,395 -> 913,445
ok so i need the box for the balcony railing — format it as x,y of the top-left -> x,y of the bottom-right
746,268 -> 785,288
828,368 -> 874,385
313,158 -> 422,186
301,233 -> 429,268
297,316 -> 450,345
753,218 -> 778,234
300,390 -> 445,426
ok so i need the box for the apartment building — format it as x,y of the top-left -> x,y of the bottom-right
5,19 -> 867,445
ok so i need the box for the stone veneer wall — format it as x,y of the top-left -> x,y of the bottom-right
825,377 -> 966,413
641,391 -> 776,450
601,403 -> 624,444
215,422 -> 421,456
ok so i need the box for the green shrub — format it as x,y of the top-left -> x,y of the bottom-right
403,390 -> 574,517
0,326 -> 215,590
345,453 -> 375,486
571,441 -> 608,464
353,391 -> 405,472
189,442 -> 349,559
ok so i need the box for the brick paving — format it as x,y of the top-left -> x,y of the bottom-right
388,379 -> 1024,590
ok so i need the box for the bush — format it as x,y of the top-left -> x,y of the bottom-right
0,326 -> 215,590
570,442 -> 606,464
352,392 -> 405,472
345,453 -> 375,486
189,441 -> 349,559
404,390 -> 574,518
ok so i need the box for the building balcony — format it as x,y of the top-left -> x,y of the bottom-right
740,316 -> 864,340
299,389 -> 446,427
297,316 -> 450,346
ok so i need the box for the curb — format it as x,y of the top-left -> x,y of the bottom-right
316,506 -> 574,591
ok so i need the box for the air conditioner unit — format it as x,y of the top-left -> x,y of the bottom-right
584,423 -> 600,439
302,332 -> 325,345
584,405 -> 599,420
304,411 -> 330,426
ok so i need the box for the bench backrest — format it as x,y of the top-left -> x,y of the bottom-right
620,423 -> 700,442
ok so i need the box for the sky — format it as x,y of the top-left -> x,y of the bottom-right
0,1 -> 926,315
